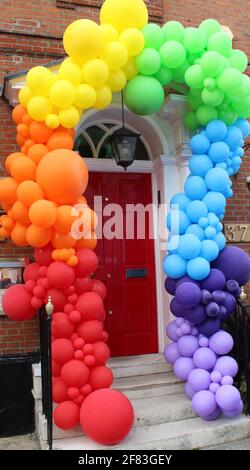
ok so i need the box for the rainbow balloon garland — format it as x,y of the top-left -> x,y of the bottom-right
0,0 -> 250,445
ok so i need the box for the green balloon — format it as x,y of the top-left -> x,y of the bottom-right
208,32 -> 232,57
199,19 -> 221,39
196,105 -> 218,125
185,64 -> 205,89
184,27 -> 207,54
187,90 -> 203,110
201,87 -> 224,107
162,21 -> 185,42
188,53 -> 203,65
142,23 -> 164,50
136,48 -> 161,75
184,111 -> 199,131
200,51 -> 225,77
218,104 -> 238,124
160,40 -> 186,69
204,77 -> 217,90
154,66 -> 173,86
217,68 -> 242,93
226,75 -> 250,101
172,60 -> 189,83
229,49 -> 248,73
124,75 -> 165,115
232,96 -> 250,118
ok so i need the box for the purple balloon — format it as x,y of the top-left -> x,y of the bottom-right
218,305 -> 227,320
166,321 -> 179,342
212,290 -> 226,304
199,337 -> 209,347
175,282 -> 202,308
176,317 -> 185,326
184,382 -> 195,399
201,269 -> 226,292
188,368 -> 211,392
222,400 -> 243,417
180,322 -> 192,335
192,390 -> 217,417
210,370 -> 222,383
209,330 -> 234,355
203,406 -> 221,420
209,382 -> 220,393
201,289 -> 213,305
226,279 -> 239,294
212,246 -> 250,286
221,376 -> 233,386
183,305 -> 207,325
165,277 -> 177,295
214,356 -> 238,377
206,302 -> 220,317
178,335 -> 199,357
191,327 -> 199,336
193,347 -> 217,370
164,343 -> 180,364
173,357 -> 194,380
198,318 -> 221,337
170,298 -> 185,317
215,385 -> 241,411
223,292 -> 236,315
175,276 -> 200,289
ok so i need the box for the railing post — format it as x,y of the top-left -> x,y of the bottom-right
45,296 -> 54,451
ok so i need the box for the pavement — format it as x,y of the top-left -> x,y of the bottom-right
0,434 -> 40,450
204,438 -> 250,450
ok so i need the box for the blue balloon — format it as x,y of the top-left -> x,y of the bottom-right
216,162 -> 227,170
189,155 -> 213,177
170,193 -> 191,211
186,224 -> 205,240
166,210 -> 191,235
222,186 -> 233,198
203,192 -> 226,215
200,240 -> 219,261
205,120 -> 227,142
185,176 -> 207,200
227,167 -> 234,176
187,257 -> 210,281
224,125 -> 243,150
234,146 -> 244,157
234,118 -> 250,139
205,226 -> 217,239
187,200 -> 208,223
205,168 -> 230,192
167,235 -> 180,253
199,216 -> 209,229
177,234 -> 202,260
232,156 -> 242,167
207,213 -> 219,227
213,232 -> 226,251
190,134 -> 210,154
208,142 -> 230,163
215,222 -> 223,233
163,254 -> 187,279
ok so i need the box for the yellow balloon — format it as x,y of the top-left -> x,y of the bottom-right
119,28 -> 145,56
100,42 -> 128,71
58,62 -> 82,86
49,80 -> 76,108
94,85 -> 112,109
59,106 -> 80,128
82,59 -> 110,88
18,86 -> 33,107
46,114 -> 60,129
106,70 -> 127,92
99,24 -> 119,43
63,19 -> 103,62
74,84 -> 97,109
100,0 -> 148,32
27,96 -> 53,121
26,66 -> 55,96
123,57 -> 138,80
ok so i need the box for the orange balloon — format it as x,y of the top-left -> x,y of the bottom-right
21,145 -> 28,154
0,177 -> 18,205
77,196 -> 87,205
75,233 -> 97,250
5,152 -> 24,174
1,215 -> 15,232
1,201 -> 12,212
47,131 -> 74,151
12,105 -> 26,125
36,149 -> 88,205
16,133 -> 26,147
57,126 -> 75,137
11,157 -> 36,182
29,121 -> 53,144
17,180 -> 44,208
68,255 -> 78,267
58,248 -> 71,261
29,200 -> 57,228
22,114 -> 32,125
11,222 -> 29,246
12,200 -> 30,224
51,230 -> 76,249
0,226 -> 9,238
27,144 -> 48,165
53,205 -> 78,233
52,249 -> 61,261
17,123 -> 29,137
25,139 -> 35,150
26,224 -> 53,248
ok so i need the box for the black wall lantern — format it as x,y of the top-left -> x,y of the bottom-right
110,92 -> 140,170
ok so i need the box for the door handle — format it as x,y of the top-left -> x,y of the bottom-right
108,310 -> 113,315
107,273 -> 112,278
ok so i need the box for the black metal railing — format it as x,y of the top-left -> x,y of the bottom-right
224,300 -> 250,414
39,307 -> 53,450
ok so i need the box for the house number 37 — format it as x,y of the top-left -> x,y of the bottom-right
225,224 -> 250,243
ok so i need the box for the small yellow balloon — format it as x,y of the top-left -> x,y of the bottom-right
99,24 -> 119,43
100,0 -> 148,33
94,85 -> 112,109
59,106 -> 80,128
49,80 -> 76,108
123,57 -> 138,80
27,96 -> 53,121
107,70 -> 127,92
82,59 -> 110,88
119,28 -> 145,56
58,61 -> 82,86
18,86 -> 33,107
74,84 -> 97,109
100,41 -> 128,71
46,113 -> 60,129
63,19 -> 103,62
26,66 -> 55,96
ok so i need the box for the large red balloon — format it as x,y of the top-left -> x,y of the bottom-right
76,292 -> 104,321
77,320 -> 103,343
23,263 -> 40,282
54,401 -> 80,430
89,366 -> 113,390
52,312 -> 75,338
74,277 -> 93,295
93,341 -> 110,365
45,289 -> 66,312
52,338 -> 74,364
2,284 -> 36,321
92,280 -> 107,300
74,249 -> 98,278
61,359 -> 90,387
53,378 -> 68,403
80,389 -> 134,445
47,261 -> 75,289
34,244 -> 53,266
52,360 -> 61,377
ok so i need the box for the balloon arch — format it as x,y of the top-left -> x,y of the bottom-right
1,0 -> 250,445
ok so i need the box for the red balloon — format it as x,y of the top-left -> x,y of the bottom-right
69,310 -> 82,324
53,378 -> 68,403
52,312 -> 75,338
80,389 -> 134,445
34,244 -> 53,266
64,303 -> 74,314
80,384 -> 92,396
89,366 -> 113,391
39,266 -> 48,278
45,289 -> 66,311
74,277 -> 93,295
52,338 -> 74,364
47,261 -> 75,289
74,249 -> 98,278
2,284 -> 36,321
93,341 -> 110,365
65,286 -> 75,296
61,359 -> 90,387
83,343 -> 94,355
74,350 -> 84,360
84,355 -> 96,367
23,263 -> 40,282
52,360 -> 61,377
77,320 -> 103,343
73,338 -> 85,350
74,395 -> 84,406
33,285 -> 45,299
24,280 -> 36,293
92,280 -> 107,300
31,296 -> 43,309
68,294 -> 78,304
76,292 -> 104,321
54,401 -> 80,430
67,387 -> 80,400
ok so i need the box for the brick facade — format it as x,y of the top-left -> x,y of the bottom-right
0,0 -> 249,355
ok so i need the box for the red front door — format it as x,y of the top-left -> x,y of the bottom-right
85,172 -> 158,357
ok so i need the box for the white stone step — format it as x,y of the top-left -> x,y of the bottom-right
113,372 -> 183,398
52,415 -> 250,451
108,354 -> 172,378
